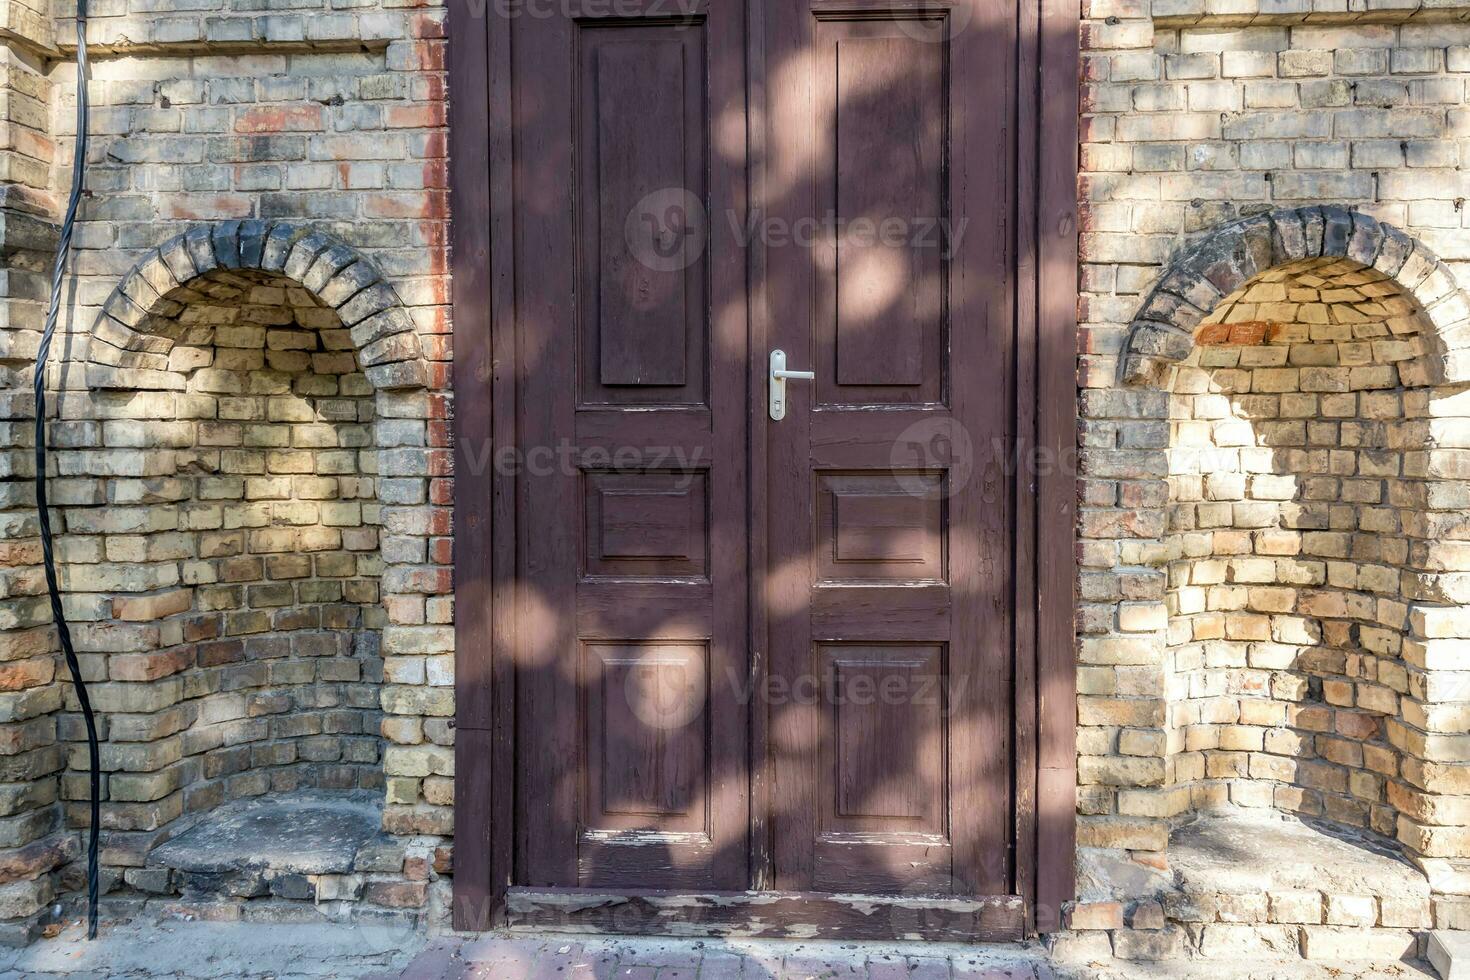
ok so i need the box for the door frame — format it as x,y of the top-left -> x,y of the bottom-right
447,0 -> 1079,936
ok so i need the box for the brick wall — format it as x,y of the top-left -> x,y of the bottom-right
0,0 -> 452,938
1077,0 -> 1470,935
2,0 -> 1470,948
1167,257 -> 1428,835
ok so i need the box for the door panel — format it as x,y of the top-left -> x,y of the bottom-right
818,21 -> 947,405
766,0 -> 1014,897
514,0 -> 749,891
819,643 -> 951,892
576,23 -> 708,404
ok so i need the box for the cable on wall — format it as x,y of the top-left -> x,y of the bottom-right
34,0 -> 98,940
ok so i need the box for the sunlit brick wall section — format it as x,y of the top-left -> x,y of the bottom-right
1073,19 -> 1470,896
0,0 -> 451,939
53,270 -> 385,835
1165,259 -> 1429,835
1080,7 -> 1470,394
1077,198 -> 1470,949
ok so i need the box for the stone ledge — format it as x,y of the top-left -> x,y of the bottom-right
51,8 -> 407,58
1076,810 -> 1439,962
53,37 -> 391,59
1170,809 -> 1428,904
1152,0 -> 1470,28
146,790 -> 381,878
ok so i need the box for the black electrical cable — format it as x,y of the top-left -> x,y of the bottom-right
34,0 -> 97,940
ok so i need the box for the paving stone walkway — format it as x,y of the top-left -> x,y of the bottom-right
0,918 -> 1439,980
384,934 -> 1054,980
389,933 -> 1437,980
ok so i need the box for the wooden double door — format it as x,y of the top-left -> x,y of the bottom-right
452,0 -> 1060,939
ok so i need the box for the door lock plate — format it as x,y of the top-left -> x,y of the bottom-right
769,349 -> 815,421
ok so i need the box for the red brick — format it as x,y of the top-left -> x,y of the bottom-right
158,194 -> 252,220
385,104 -> 446,130
1336,711 -> 1381,740
0,540 -> 42,565
110,646 -> 195,682
0,657 -> 54,692
183,615 -> 221,643
1195,323 -> 1232,346
1068,900 -> 1124,930
363,879 -> 428,908
197,640 -> 244,668
364,192 -> 432,219
235,105 -> 324,134
1227,321 -> 1269,345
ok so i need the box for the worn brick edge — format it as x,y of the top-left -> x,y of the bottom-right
1119,206 -> 1470,389
86,219 -> 430,395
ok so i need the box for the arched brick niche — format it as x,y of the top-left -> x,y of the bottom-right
1119,206 -> 1470,390
86,220 -> 428,393
1080,207 -> 1470,906
51,222 -> 435,869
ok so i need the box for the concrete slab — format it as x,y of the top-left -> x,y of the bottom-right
147,791 -> 381,876
1429,930 -> 1470,980
0,918 -> 424,979
1169,809 -> 1429,899
0,922 -> 1438,980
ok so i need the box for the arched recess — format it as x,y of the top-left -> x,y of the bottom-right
51,220 -> 438,857
1119,206 -> 1470,389
85,220 -> 430,393
1080,206 -> 1470,895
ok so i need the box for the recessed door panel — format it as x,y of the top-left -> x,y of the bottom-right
577,22 -> 708,406
818,21 -> 948,406
817,471 -> 947,583
826,644 -> 947,828
585,471 -> 709,578
585,642 -> 708,828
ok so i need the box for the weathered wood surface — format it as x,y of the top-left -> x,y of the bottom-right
505,888 -> 1026,942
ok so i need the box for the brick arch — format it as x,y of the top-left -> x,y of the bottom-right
1119,206 -> 1470,388
85,219 -> 429,393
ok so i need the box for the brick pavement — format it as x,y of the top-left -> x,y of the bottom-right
386,935 -> 1052,980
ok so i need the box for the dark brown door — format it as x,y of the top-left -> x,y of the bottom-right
510,0 -> 1013,898
513,0 -> 751,890
764,3 -> 1014,896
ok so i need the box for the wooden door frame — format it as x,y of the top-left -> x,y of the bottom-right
447,0 -> 1078,936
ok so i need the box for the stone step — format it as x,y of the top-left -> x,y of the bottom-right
1430,930 -> 1470,980
1110,922 -> 1425,963
131,790 -> 390,905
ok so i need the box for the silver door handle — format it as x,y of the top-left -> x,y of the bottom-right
769,349 -> 814,421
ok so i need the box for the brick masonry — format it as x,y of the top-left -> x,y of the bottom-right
0,0 -> 451,942
1079,0 -> 1470,940
0,0 -> 1465,957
